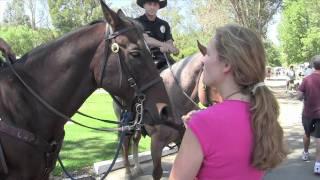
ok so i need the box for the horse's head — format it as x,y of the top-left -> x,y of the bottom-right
90,1 -> 177,131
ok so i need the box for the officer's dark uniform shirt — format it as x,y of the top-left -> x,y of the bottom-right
136,14 -> 173,43
135,14 -> 174,70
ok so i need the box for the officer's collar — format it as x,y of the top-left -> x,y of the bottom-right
141,14 -> 159,22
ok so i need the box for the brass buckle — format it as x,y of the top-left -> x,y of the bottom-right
111,43 -> 120,53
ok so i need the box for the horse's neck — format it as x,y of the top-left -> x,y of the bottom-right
25,24 -> 104,113
8,23 -> 105,140
173,53 -> 203,96
162,53 -> 203,117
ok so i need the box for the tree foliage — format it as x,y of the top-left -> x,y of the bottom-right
229,0 -> 282,38
47,0 -> 110,34
121,1 -> 144,18
2,0 -> 51,29
264,41 -> 282,66
0,26 -> 56,56
192,0 -> 282,39
193,0 -> 233,40
3,0 -> 31,27
279,0 -> 320,64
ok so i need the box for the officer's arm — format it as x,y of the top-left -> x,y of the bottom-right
143,33 -> 171,53
143,34 -> 164,48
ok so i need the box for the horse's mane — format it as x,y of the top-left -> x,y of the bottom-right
17,21 -> 109,64
171,54 -> 199,73
18,17 -> 143,63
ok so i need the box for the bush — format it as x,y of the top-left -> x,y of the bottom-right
0,25 -> 56,56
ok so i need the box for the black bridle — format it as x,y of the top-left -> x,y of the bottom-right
99,24 -> 162,111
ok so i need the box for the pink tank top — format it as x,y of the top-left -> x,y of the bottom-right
188,100 -> 264,180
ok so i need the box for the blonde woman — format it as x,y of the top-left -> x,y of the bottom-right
169,24 -> 287,180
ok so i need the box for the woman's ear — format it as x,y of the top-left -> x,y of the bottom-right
223,62 -> 232,73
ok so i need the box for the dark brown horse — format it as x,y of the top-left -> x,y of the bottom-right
0,1 -> 176,180
116,49 -> 222,179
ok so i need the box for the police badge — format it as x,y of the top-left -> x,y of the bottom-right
160,25 -> 166,34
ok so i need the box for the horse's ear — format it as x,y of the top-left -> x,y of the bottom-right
117,9 -> 126,18
100,0 -> 121,29
197,40 -> 207,56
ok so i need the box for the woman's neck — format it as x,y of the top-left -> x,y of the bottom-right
217,79 -> 250,102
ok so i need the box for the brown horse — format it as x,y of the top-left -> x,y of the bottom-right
116,49 -> 222,180
0,1 -> 176,180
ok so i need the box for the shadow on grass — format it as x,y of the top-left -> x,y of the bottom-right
54,136 -> 120,175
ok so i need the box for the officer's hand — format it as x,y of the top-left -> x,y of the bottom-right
169,46 -> 179,55
160,44 -> 170,53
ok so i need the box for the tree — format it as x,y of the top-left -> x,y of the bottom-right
279,0 -> 320,64
301,0 -> 320,61
193,0 -> 233,40
192,0 -> 282,39
25,0 -> 36,29
121,1 -> 144,18
264,41 -> 282,66
3,0 -> 31,27
3,0 -> 51,29
0,25 -> 56,56
229,0 -> 282,38
48,0 -> 110,34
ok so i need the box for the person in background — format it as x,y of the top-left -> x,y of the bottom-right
136,0 -> 179,71
286,65 -> 296,91
169,24 -> 287,180
298,55 -> 320,174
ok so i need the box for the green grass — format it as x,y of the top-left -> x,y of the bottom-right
53,91 -> 151,175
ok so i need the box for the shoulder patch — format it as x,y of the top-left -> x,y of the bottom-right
160,25 -> 166,33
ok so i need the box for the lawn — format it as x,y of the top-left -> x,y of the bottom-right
53,90 -> 151,175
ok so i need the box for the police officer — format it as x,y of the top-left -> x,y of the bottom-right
136,0 -> 179,71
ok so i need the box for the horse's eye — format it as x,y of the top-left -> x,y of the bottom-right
130,51 -> 141,58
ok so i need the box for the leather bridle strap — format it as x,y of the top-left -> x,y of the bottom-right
99,24 -> 162,109
0,120 -> 61,153
138,77 -> 162,93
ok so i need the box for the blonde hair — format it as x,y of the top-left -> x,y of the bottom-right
214,24 -> 287,170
